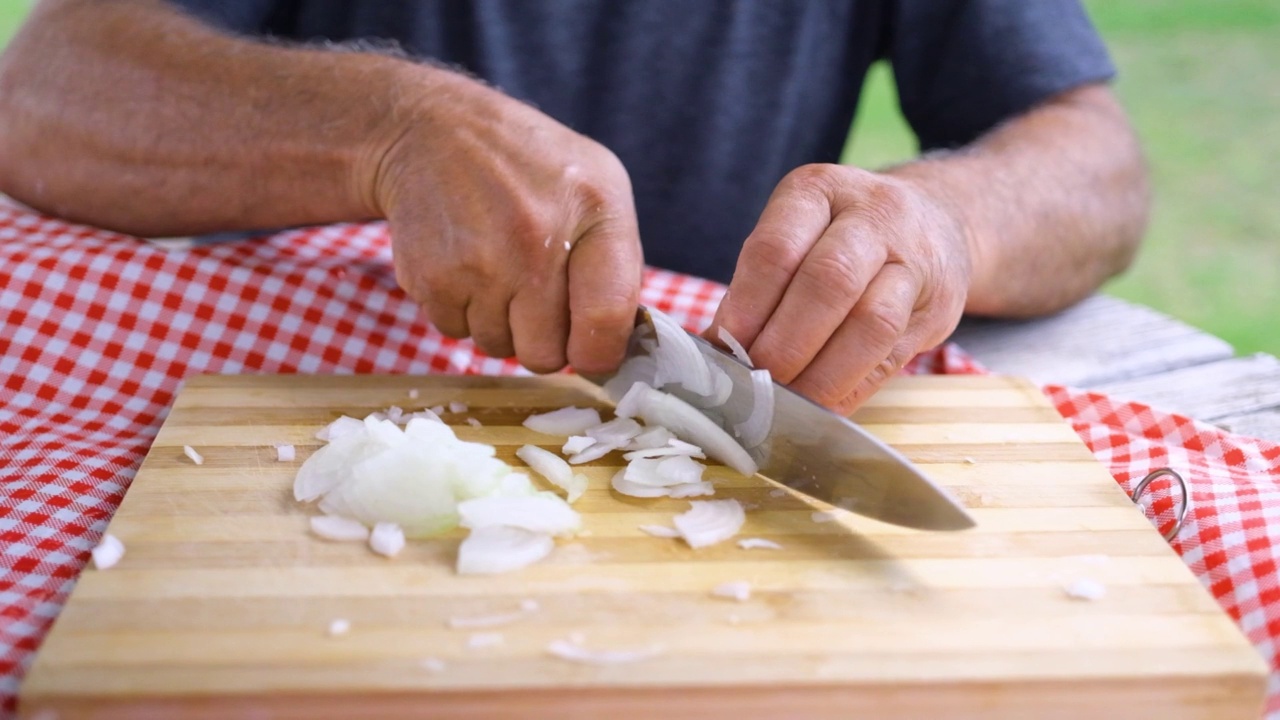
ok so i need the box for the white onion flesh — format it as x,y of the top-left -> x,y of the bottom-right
666,481 -> 716,498
457,526 -> 555,575
611,469 -> 671,498
628,383 -> 758,476
585,417 -> 644,446
1064,578 -> 1107,601
546,638 -> 663,665
316,415 -> 363,441
408,388 -> 420,400
673,500 -> 746,548
385,406 -> 405,424
517,444 -> 587,503
623,440 -> 706,461
716,326 -> 753,367
91,533 -> 125,570
310,515 -> 369,542
811,510 -> 841,524
566,441 -> 617,465
562,435 -> 596,455
447,606 -> 534,629
626,426 -> 674,450
467,632 -> 505,648
613,381 -> 649,420
457,495 -> 581,536
466,417 -> 482,428
647,307 -> 714,396
623,458 -> 681,488
523,407 -> 603,436
328,618 -> 351,636
448,401 -> 468,414
732,368 -> 775,449
420,657 -> 446,672
369,522 -> 406,557
638,524 -> 681,538
738,537 -> 783,550
183,445 -> 204,466
275,444 -> 296,462
602,354 -> 658,402
711,580 -> 752,602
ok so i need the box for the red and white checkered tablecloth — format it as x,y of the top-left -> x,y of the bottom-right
1,201 -> 1278,718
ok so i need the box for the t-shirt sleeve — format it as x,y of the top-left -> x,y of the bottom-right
886,0 -> 1116,151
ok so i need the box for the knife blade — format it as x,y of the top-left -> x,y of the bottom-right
587,308 -> 976,532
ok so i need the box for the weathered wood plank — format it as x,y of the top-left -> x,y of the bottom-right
1093,354 -> 1280,423
1213,410 -> 1280,444
950,295 -> 1234,387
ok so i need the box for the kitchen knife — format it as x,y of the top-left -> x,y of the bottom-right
587,308 -> 976,532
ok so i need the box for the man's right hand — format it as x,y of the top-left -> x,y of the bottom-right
368,73 -> 644,375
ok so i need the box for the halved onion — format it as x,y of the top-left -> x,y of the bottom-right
673,500 -> 745,548
457,526 -> 555,575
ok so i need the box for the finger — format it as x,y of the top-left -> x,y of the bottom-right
789,262 -> 920,409
565,214 -> 643,374
748,214 -> 889,384
708,166 -> 833,350
466,291 -> 515,359
420,295 -> 470,340
509,271 -> 570,374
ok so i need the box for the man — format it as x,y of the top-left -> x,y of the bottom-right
0,0 -> 1148,413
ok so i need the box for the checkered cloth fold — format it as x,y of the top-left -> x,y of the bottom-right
2,204 -> 1277,717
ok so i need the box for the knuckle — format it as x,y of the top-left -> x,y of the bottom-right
858,299 -> 909,345
741,231 -> 806,270
782,163 -> 838,197
799,254 -> 861,308
520,345 -> 568,374
796,368 -> 846,408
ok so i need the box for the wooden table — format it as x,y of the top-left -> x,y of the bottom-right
951,294 -> 1280,443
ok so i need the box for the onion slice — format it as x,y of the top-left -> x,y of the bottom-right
638,524 -> 681,538
183,445 -> 204,466
516,444 -> 587,502
627,383 -> 757,476
523,407 -> 603,436
711,580 -> 752,602
562,435 -> 596,455
369,522 -> 406,557
732,368 -> 774,449
673,500 -> 745,548
716,326 -> 753,367
457,495 -> 581,536
91,533 -> 125,570
647,308 -> 714,396
457,526 -> 555,575
310,515 -> 369,542
611,469 -> 671,498
546,638 -> 663,665
738,537 -> 783,550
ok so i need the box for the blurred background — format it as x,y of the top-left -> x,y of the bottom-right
1,0 -> 1274,355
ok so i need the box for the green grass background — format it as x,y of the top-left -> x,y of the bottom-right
0,1 -> 1274,355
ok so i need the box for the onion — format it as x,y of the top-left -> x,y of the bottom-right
385,406 -> 405,424
586,417 -> 644,446
811,510 -> 841,524
648,308 -> 713,396
430,405 -> 445,415
562,435 -> 596,455
673,500 -> 745,548
517,444 -> 588,503
732,369 -> 774,449
566,441 -> 616,464
737,538 -> 783,550
638,524 -> 681,538
408,409 -> 442,423
457,495 -> 581,536
716,326 -> 753,367
623,458 -> 680,488
1064,578 -> 1107,601
768,488 -> 787,498
623,440 -> 706,461
711,580 -> 752,602
546,638 -> 663,665
183,445 -> 204,466
448,401 -> 468,414
627,384 -> 758,476
328,618 -> 350,636
369,522 -> 406,557
666,482 -> 715,498
467,632 -> 505,649
466,417 -> 483,428
457,526 -> 555,575
91,533 -> 125,570
408,388 -> 420,400
420,658 -> 446,672
316,415 -> 363,441
523,407 -> 602,436
611,469 -> 670,498
275,444 -> 296,462
688,364 -> 734,408
626,426 -> 674,450
310,515 -> 369,542
602,354 -> 658,402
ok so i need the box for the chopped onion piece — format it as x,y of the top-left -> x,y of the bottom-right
430,405 -> 445,415
638,524 -> 681,538
566,441 -> 618,464
517,444 -> 587,503
447,611 -> 527,629
467,632 -> 505,649
466,417 -> 483,428
586,417 -> 644,446
657,455 -> 705,484
457,526 -> 554,575
716,326 -> 753,367
448,401 -> 468,414
1064,578 -> 1107,601
420,657 -> 446,672
316,415 -> 364,441
562,435 -> 596,455
369,522 -> 406,557
458,495 -> 581,536
647,307 -> 714,396
628,384 -> 758,476
624,458 -> 681,488
732,368 -> 774,449
275,444 -> 296,462
183,445 -> 204,466
546,638 -> 663,665
385,406 -> 405,424
673,500 -> 745,549
623,440 -> 707,461
711,580 -> 752,602
738,538 -> 783,550
328,618 -> 350,636
602,354 -> 659,402
611,469 -> 671,498
768,488 -> 787,499
688,363 -> 734,409
614,381 -> 649,420
520,598 -> 539,611
626,426 -> 674,450
91,533 -> 125,570
667,482 -> 716,498
407,409 -> 442,422
408,388 -> 420,400
811,510 -> 841,524
310,515 -> 369,542
523,406 -> 603,436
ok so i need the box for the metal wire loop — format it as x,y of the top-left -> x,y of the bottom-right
1130,467 -> 1191,542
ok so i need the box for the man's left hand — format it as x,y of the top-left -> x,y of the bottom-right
707,164 -> 972,415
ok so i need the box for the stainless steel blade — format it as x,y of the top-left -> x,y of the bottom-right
588,309 -> 976,531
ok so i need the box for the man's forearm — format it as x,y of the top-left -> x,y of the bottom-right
887,85 -> 1150,318
0,0 -> 423,236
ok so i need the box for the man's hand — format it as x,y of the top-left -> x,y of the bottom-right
371,75 -> 643,374
708,164 -> 971,415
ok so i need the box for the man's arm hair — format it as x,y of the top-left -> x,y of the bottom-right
886,84 -> 1150,317
0,0 -> 434,236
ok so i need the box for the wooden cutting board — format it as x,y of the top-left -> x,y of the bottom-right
18,374 -> 1266,720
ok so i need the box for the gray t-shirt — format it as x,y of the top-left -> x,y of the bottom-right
171,0 -> 1115,283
